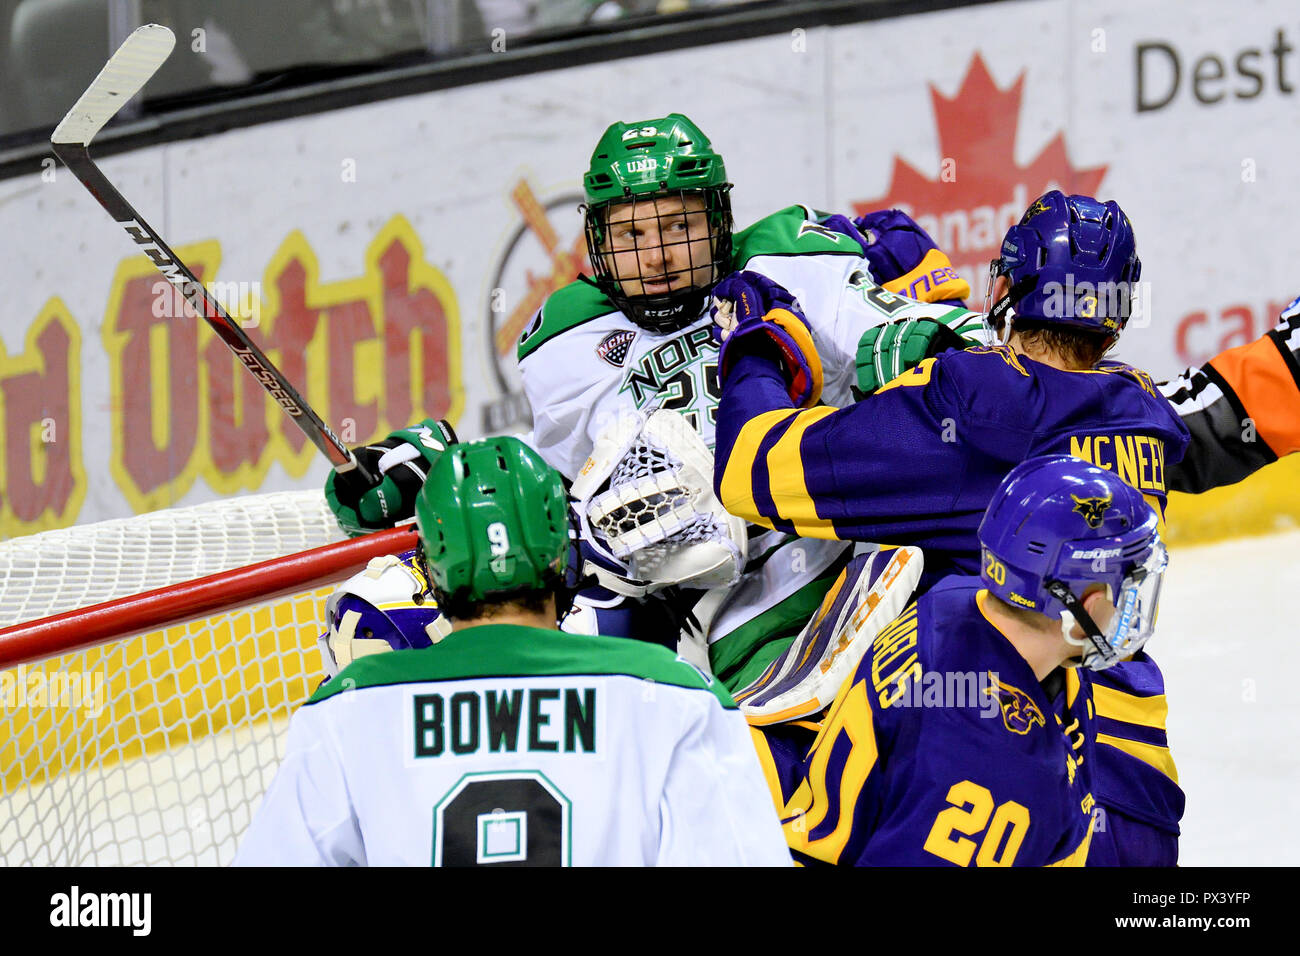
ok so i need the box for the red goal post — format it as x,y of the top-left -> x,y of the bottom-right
0,491 -> 416,866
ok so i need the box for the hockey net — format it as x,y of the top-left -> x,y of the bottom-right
0,491 -> 414,866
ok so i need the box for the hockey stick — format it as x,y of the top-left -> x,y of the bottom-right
50,24 -> 373,482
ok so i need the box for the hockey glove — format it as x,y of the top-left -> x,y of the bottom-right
854,316 -> 975,396
325,418 -> 458,536
711,270 -> 823,408
850,209 -> 971,307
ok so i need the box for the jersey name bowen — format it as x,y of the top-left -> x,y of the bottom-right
413,687 -> 597,757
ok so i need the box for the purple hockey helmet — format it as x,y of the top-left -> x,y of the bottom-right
978,456 -> 1166,670
319,550 -> 450,677
986,191 -> 1141,338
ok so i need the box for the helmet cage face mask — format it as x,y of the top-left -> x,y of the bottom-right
1046,539 -> 1168,670
584,186 -> 733,335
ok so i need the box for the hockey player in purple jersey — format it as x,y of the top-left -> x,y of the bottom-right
761,455 -> 1165,866
712,191 -> 1189,865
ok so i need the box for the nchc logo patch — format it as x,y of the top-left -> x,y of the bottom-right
597,330 -> 637,367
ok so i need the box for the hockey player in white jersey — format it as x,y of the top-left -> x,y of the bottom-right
512,114 -> 978,688
236,436 -> 791,867
324,113 -> 976,694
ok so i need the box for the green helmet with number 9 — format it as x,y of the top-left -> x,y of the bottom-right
414,436 -> 570,613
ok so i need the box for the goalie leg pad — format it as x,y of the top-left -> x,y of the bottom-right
736,546 -> 923,724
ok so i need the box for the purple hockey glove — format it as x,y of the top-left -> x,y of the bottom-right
711,271 -> 823,408
851,208 -> 971,307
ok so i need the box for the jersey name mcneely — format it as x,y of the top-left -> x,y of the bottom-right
1069,434 -> 1167,494
413,687 -> 597,757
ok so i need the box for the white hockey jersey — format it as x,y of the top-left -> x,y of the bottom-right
515,205 -> 982,688
517,204 -> 981,480
234,624 -> 791,867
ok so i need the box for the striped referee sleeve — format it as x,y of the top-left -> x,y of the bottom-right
1161,296 -> 1300,494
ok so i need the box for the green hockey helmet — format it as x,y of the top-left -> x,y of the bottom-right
583,113 -> 733,334
414,437 -> 570,615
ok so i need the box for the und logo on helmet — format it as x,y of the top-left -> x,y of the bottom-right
1070,493 -> 1113,529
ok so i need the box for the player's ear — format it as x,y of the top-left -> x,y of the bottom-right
1079,584 -> 1116,632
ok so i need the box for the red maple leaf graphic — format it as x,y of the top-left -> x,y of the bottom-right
852,53 -> 1107,291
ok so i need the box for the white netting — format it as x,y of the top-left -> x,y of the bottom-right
0,490 -> 344,625
0,491 -> 348,866
586,431 -> 739,586
591,439 -> 695,556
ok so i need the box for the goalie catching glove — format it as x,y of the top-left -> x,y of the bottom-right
711,270 -> 823,407
325,418 -> 458,536
571,408 -> 747,596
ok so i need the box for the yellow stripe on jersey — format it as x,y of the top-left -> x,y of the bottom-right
876,356 -> 936,393
1046,821 -> 1095,867
1065,668 -> 1081,709
1091,683 -> 1169,730
748,725 -> 788,813
718,408 -> 797,525
767,405 -> 840,537
1096,734 -> 1179,784
784,679 -> 878,864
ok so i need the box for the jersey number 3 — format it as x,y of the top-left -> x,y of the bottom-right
432,771 -> 572,866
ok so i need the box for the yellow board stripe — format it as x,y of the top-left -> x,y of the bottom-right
1097,733 -> 1180,784
766,405 -> 840,537
1091,683 -> 1169,730
718,408 -> 797,528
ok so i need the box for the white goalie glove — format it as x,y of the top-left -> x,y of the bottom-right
571,408 -> 748,596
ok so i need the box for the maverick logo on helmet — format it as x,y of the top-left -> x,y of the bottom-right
582,113 -> 734,335
1071,493 -> 1113,529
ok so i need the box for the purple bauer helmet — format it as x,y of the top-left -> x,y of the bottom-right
986,190 -> 1141,338
978,455 -> 1167,670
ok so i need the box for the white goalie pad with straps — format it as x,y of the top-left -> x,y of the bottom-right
736,546 -> 924,725
571,408 -> 747,594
